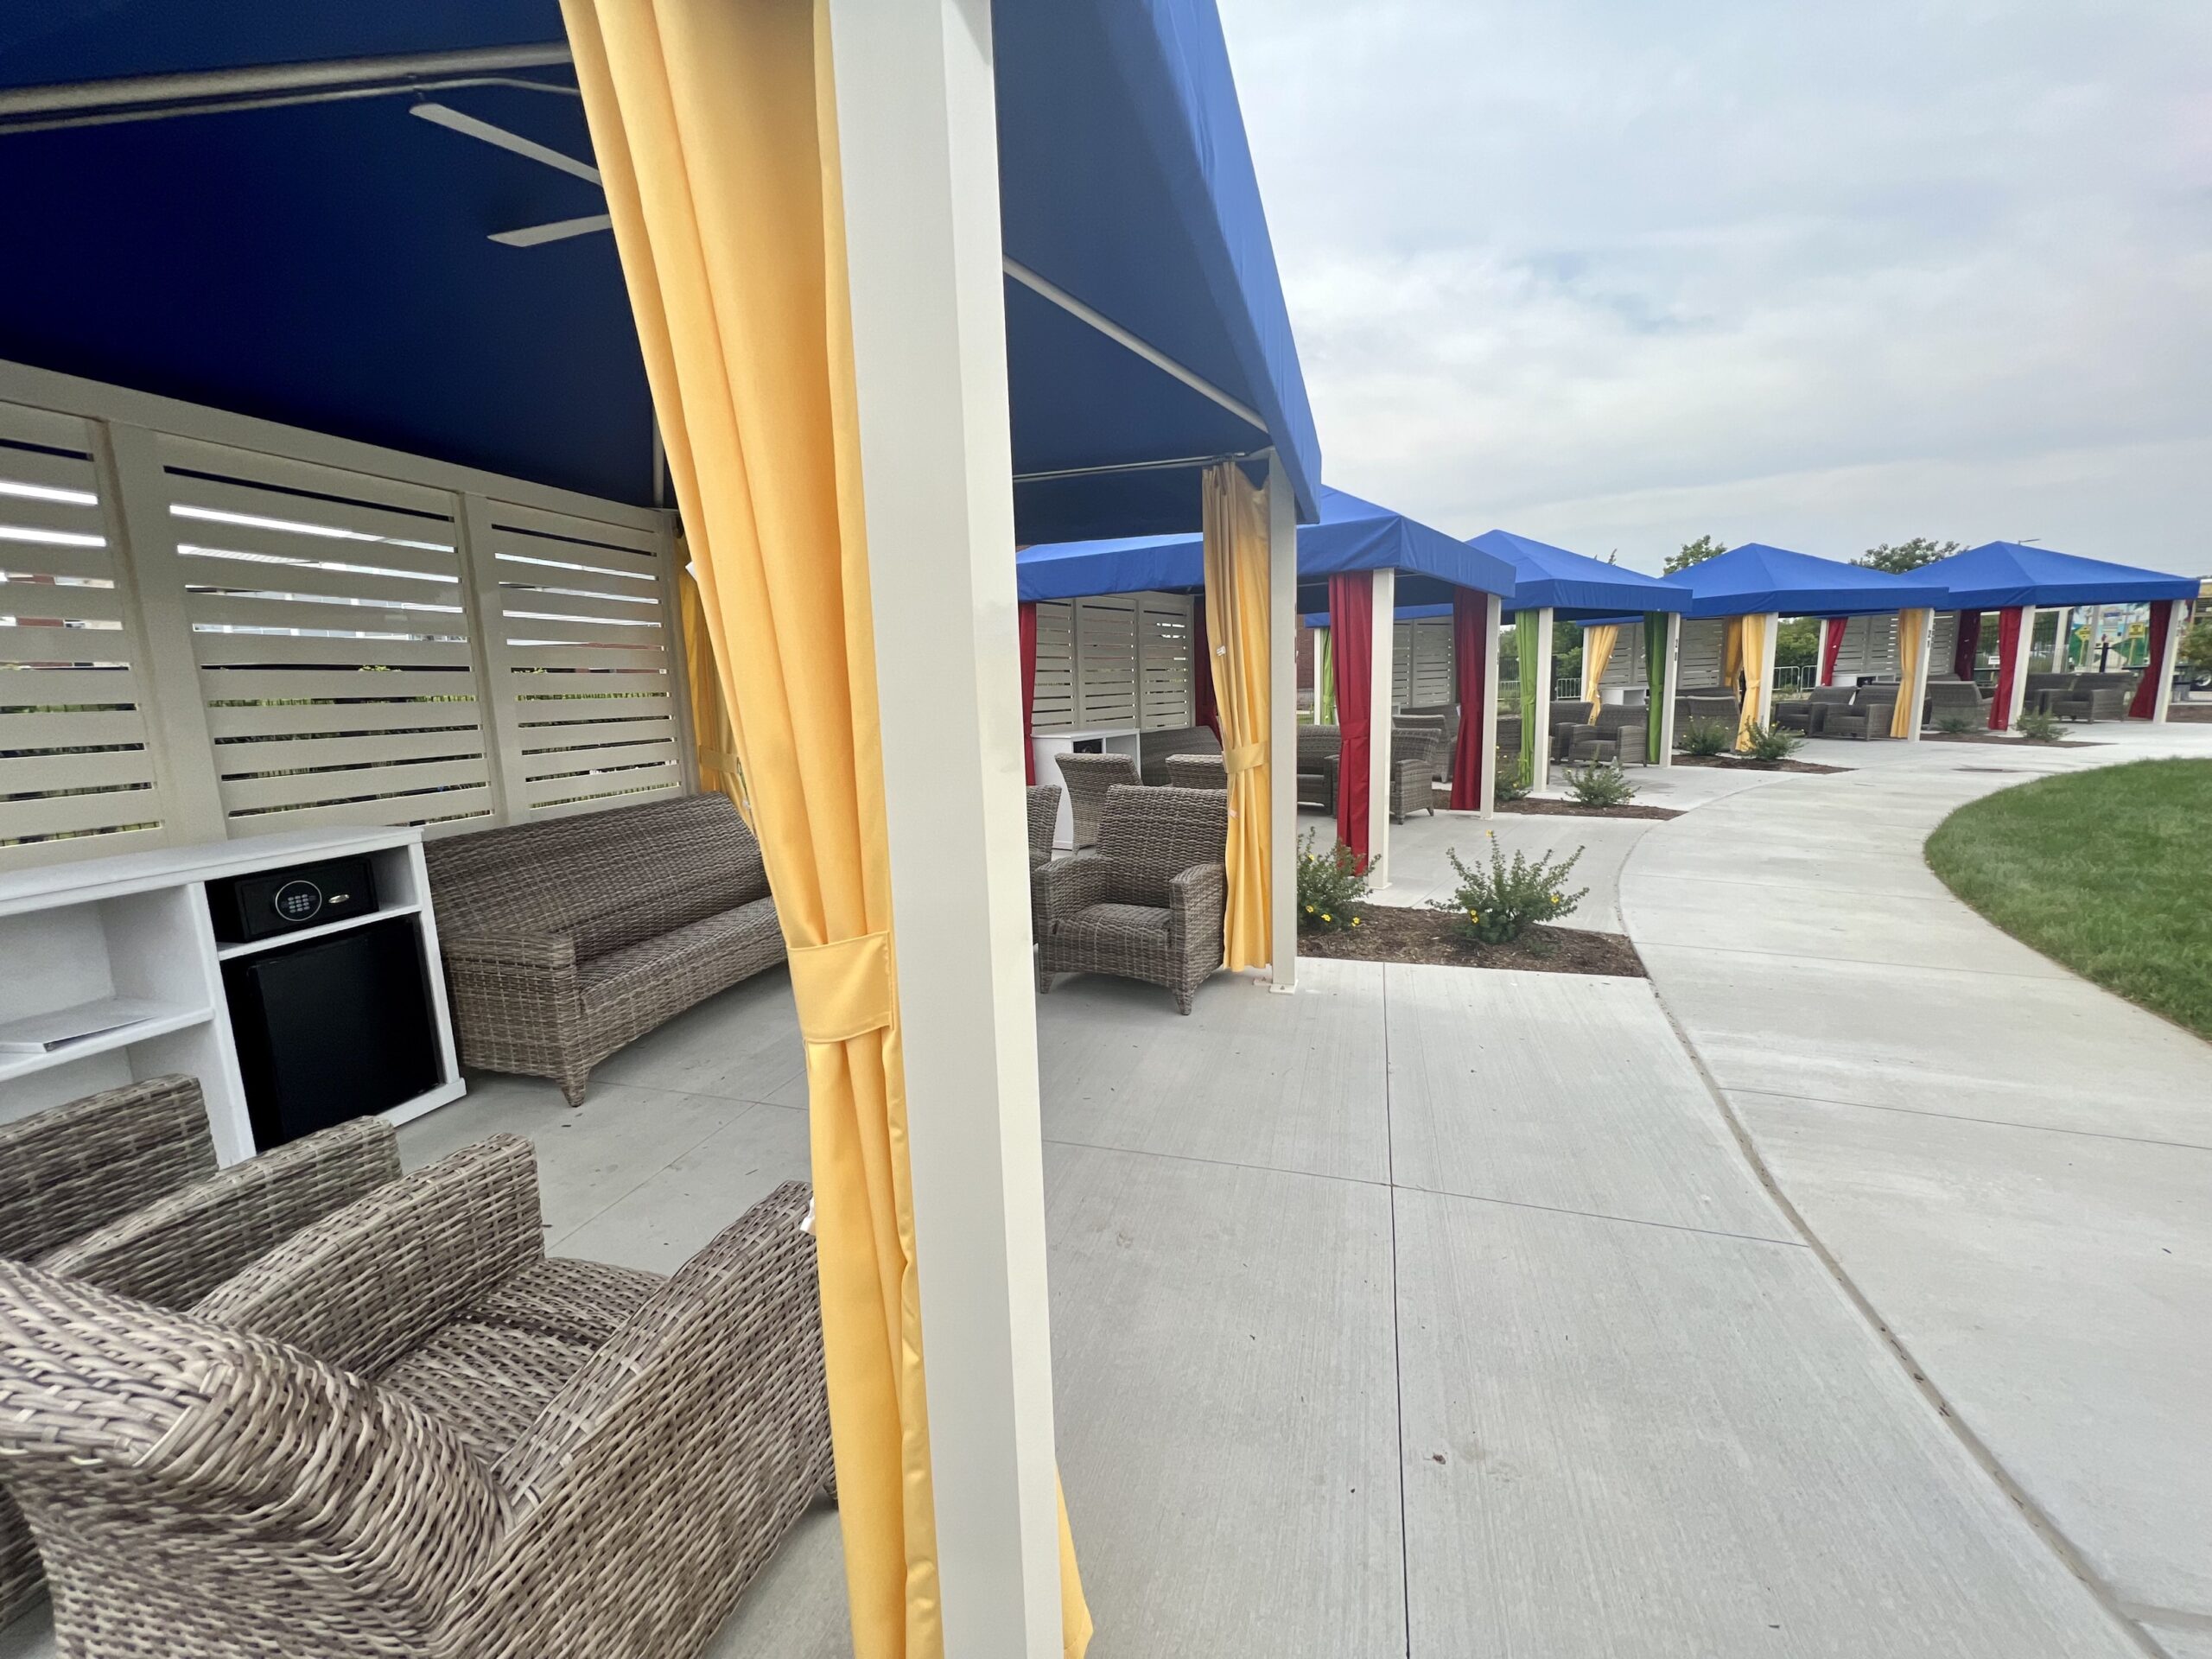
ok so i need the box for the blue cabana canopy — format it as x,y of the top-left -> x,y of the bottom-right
1914,543 -> 2196,611
1649,543 -> 1946,619
1466,529 -> 1683,618
0,0 -> 1319,542
1016,485 -> 1515,605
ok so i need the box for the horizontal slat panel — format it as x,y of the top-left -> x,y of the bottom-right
505,617 -> 666,649
0,823 -> 162,872
193,634 -> 472,669
220,755 -> 491,813
527,764 -> 681,807
163,480 -> 458,561
178,555 -> 461,608
232,785 -> 493,836
0,581 -> 125,624
524,783 -> 682,823
0,400 -> 96,456
159,434 -> 456,522
517,716 -> 677,750
512,671 -> 672,701
0,785 -> 161,840
0,747 -> 154,794
187,590 -> 465,636
200,666 -> 475,703
499,594 -> 666,627
0,493 -> 108,542
0,445 -> 99,496
0,709 -> 148,748
515,695 -> 673,729
0,667 -> 141,707
170,518 -> 462,579
207,697 -> 483,739
0,541 -> 119,583
498,645 -> 665,672
522,737 -> 677,776
486,497 -> 663,553
0,624 -> 128,664
494,569 -> 664,607
215,728 -> 490,775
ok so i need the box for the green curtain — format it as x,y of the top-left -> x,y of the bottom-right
1316,626 -> 1336,722
1513,610 -> 1541,785
1643,612 -> 1669,764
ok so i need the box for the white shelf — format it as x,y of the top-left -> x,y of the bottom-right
214,902 -> 423,962
0,1003 -> 214,1084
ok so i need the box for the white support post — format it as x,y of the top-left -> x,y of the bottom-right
2047,606 -> 2072,675
1656,612 -> 1681,766
1900,607 -> 1934,745
1751,612 -> 1779,731
827,1 -> 1062,1654
1478,591 -> 1502,815
1366,569 -> 1395,889
2150,600 -> 2182,724
2005,607 -> 2035,728
1528,606 -> 1555,793
1266,454 -> 1298,990
453,492 -> 530,823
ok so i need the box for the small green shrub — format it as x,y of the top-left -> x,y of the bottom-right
1433,834 -> 1589,945
1566,762 -> 1638,807
2016,709 -> 2066,744
1493,749 -> 1529,802
1935,712 -> 1977,735
1677,716 -> 1732,756
1297,830 -> 1370,932
1741,721 -> 1803,761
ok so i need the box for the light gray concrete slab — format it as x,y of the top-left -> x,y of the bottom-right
1628,828 -> 1955,900
1740,1091 -> 2212,1615
1637,941 -> 2212,1147
591,964 -> 806,1104
1035,957 -> 1390,1183
1395,1186 -> 2145,1659
704,1505 -> 849,1659
552,1101 -> 814,1272
0,1611 -> 50,1659
1384,963 -> 1793,1242
1046,1141 -> 1404,1656
2140,1620 -> 2212,1659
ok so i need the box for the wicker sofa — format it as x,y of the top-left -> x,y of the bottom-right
423,793 -> 784,1106
1777,685 -> 1857,734
2050,671 -> 2137,721
1822,686 -> 1898,740
1035,784 -> 1227,1014
0,1075 -> 399,1628
0,1134 -> 830,1659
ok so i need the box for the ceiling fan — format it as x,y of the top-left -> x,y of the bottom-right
410,100 -> 613,247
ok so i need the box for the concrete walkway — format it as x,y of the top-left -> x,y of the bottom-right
1619,722 -> 2212,1659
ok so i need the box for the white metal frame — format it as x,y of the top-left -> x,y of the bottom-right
2004,607 -> 2036,728
1655,613 -> 1681,766
1526,606 -> 1555,794
1365,568 -> 1395,890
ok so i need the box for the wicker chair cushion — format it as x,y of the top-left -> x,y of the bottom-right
382,1323 -> 600,1462
474,1257 -> 664,1348
0,1075 -> 215,1264
1058,901 -> 1172,944
578,895 -> 782,1008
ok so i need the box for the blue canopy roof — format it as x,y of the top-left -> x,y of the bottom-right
1650,543 -> 1946,619
1915,543 -> 2196,611
1016,485 -> 1515,604
0,1 -> 1319,542
1467,529 -> 1682,617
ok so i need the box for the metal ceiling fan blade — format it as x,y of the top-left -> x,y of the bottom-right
410,100 -> 600,185
489,214 -> 613,248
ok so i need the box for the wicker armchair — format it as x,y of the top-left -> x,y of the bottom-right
1823,688 -> 1897,740
423,792 -> 785,1106
1777,685 -> 1856,734
1564,704 -> 1649,767
1137,724 -> 1222,786
1389,728 -> 1440,820
2050,671 -> 2135,721
0,1075 -> 398,1627
1054,751 -> 1142,849
1400,702 -> 1462,779
0,1136 -> 830,1659
1921,679 -> 1985,727
1296,724 -> 1340,812
1164,752 -> 1229,790
1545,699 -> 1593,760
1035,784 -> 1227,1014
1027,783 -> 1062,867
1675,690 -> 1740,731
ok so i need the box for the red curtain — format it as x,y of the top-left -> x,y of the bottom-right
2128,600 -> 2175,718
1950,609 -> 1982,683
1988,606 -> 2025,730
1191,600 -> 1221,739
1331,572 -> 1373,861
1018,601 -> 1038,785
1818,618 -> 1845,686
1449,587 -> 1488,810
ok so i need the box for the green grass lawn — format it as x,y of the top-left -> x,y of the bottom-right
1926,759 -> 2212,1040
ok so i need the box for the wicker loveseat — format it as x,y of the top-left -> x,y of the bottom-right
1777,685 -> 1857,734
1564,704 -> 1649,766
1822,686 -> 1898,740
1035,784 -> 1227,1013
0,1135 -> 830,1659
2050,671 -> 2137,721
0,1075 -> 399,1627
423,792 -> 784,1106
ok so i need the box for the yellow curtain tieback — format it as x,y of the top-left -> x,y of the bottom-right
1223,742 -> 1264,776
786,931 -> 894,1045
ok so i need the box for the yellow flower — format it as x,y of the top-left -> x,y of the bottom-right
1322,912 -> 1332,923
1351,918 -> 1362,927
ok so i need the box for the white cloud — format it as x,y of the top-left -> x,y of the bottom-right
1217,0 -> 2212,575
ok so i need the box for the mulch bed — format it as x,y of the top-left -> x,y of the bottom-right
1671,753 -> 1853,775
2169,704 -> 2211,723
1297,903 -> 1646,977
1926,731 -> 2105,747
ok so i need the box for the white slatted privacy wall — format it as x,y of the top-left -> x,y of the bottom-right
477,501 -> 683,820
1598,626 -> 1649,690
1073,595 -> 1139,729
1135,593 -> 1194,731
1679,618 -> 1726,687
1407,619 -> 1453,706
0,401 -> 163,866
1391,622 -> 1411,705
1931,613 -> 1959,671
1030,601 -> 1076,733
1833,613 -> 1901,680
155,435 -> 497,839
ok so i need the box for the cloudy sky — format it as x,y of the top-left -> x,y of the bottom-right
1214,0 -> 2212,576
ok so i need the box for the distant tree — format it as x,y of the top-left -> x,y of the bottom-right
1775,616 -> 1818,670
2177,613 -> 2212,677
1855,537 -> 1961,573
1663,535 -> 1730,575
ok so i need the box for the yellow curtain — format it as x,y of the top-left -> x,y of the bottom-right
1891,607 -> 1929,738
1723,615 -> 1745,690
679,566 -> 748,820
563,3 -> 1088,1655
1735,613 -> 1771,751
1202,462 -> 1273,970
1580,623 -> 1618,704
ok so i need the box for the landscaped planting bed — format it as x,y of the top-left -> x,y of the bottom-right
1298,904 -> 1646,976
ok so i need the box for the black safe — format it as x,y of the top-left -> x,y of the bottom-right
207,855 -> 378,944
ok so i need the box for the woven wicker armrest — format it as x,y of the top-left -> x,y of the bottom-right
1564,721 -> 1601,746
41,1117 -> 401,1310
1034,852 -> 1110,926
441,930 -> 579,973
196,1135 -> 543,1379
1166,861 -> 1227,952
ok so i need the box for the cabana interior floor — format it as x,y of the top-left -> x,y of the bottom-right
6,726 -> 2207,1658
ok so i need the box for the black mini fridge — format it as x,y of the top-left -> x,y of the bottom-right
221,918 -> 441,1148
